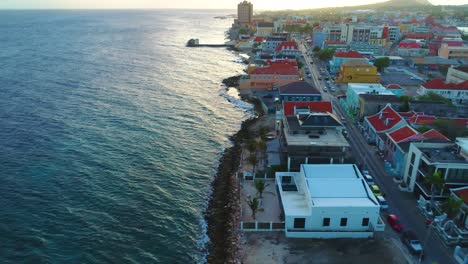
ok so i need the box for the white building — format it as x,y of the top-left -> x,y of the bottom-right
418,79 -> 468,106
276,164 -> 384,238
402,138 -> 468,198
447,66 -> 468,84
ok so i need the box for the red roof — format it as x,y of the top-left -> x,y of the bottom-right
388,126 -> 420,143
324,41 -> 346,45
399,42 -> 421,49
422,129 -> 450,141
366,105 -> 403,132
407,115 -> 436,125
253,36 -> 266,43
334,50 -> 365,59
283,101 -> 333,116
275,41 -> 299,52
398,111 -> 418,118
405,33 -> 433,39
422,79 -> 468,91
251,61 -> 300,75
386,84 -> 402,89
454,188 -> 468,205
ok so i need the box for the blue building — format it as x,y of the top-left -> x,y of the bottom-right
312,28 -> 326,48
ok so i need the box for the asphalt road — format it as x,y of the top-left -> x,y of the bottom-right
296,40 -> 456,264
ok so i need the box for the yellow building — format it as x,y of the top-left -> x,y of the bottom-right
256,22 -> 274,37
337,61 -> 380,83
370,38 -> 387,47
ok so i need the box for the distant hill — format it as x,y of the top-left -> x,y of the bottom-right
357,0 -> 432,9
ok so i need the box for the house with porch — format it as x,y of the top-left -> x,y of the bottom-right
239,60 -> 300,90
280,107 -> 349,171
402,138 -> 468,198
330,50 -> 369,74
418,79 -> 468,106
363,104 -> 406,150
278,81 -> 322,102
276,164 -> 384,238
275,41 -> 300,57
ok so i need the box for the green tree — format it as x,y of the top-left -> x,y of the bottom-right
373,57 -> 390,72
439,65 -> 449,76
254,180 -> 269,198
433,119 -> 468,141
246,139 -> 257,154
417,92 -> 452,105
312,46 -> 321,52
399,96 -> 410,112
317,48 -> 335,61
247,197 -> 259,220
312,22 -> 319,27
417,125 -> 431,134
239,27 -> 248,35
442,195 -> 464,218
248,155 -> 259,175
426,171 -> 444,207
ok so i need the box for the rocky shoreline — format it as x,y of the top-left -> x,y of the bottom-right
204,78 -> 264,264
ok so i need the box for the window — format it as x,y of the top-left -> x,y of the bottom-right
294,218 -> 306,228
362,218 -> 370,226
340,218 -> 348,226
410,153 -> 416,165
323,218 -> 330,226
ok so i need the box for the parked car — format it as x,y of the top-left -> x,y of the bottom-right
387,214 -> 403,232
401,230 -> 423,255
318,77 -> 322,80
377,196 -> 388,210
363,174 -> 375,185
307,74 -> 312,78
370,184 -> 382,197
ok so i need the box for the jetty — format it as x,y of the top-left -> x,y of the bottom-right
186,38 -> 235,48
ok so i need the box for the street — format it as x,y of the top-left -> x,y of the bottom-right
296,40 -> 456,264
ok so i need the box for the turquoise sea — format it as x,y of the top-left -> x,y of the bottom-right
0,9 -> 250,263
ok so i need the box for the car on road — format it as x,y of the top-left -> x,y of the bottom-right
377,196 -> 388,210
401,230 -> 423,255
318,77 -> 322,80
340,117 -> 347,124
363,174 -> 375,185
307,74 -> 312,78
387,214 -> 403,232
325,76 -> 329,80
370,184 -> 382,197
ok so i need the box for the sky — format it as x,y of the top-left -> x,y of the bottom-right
0,0 -> 466,10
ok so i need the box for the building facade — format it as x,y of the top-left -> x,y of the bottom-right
336,61 -> 380,84
447,66 -> 468,84
276,164 -> 384,238
439,44 -> 468,60
237,1 -> 253,27
402,138 -> 468,198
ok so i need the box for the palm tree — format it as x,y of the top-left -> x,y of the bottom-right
247,197 -> 259,220
258,126 -> 269,142
426,171 -> 444,208
256,139 -> 267,159
442,195 -> 464,218
246,139 -> 257,155
255,180 -> 269,198
248,155 -> 258,176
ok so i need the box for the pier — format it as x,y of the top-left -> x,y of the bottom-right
186,38 -> 235,48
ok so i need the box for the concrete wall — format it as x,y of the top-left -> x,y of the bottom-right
285,205 -> 380,235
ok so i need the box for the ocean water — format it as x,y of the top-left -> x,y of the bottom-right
0,10 -> 249,263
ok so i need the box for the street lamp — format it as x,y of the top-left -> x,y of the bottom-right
419,218 -> 440,263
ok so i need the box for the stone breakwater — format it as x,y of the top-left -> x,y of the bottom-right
204,83 -> 264,264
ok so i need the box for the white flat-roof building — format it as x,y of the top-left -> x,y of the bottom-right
276,164 -> 384,238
